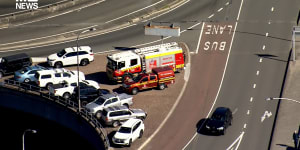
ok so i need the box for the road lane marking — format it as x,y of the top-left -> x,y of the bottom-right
261,111 -> 272,122
247,110 -> 250,115
268,20 -> 271,24
218,8 -> 224,12
233,108 -> 238,114
253,84 -> 256,89
226,132 -> 245,150
225,2 -> 229,5
266,32 -> 269,37
195,23 -> 205,54
208,14 -> 214,18
262,45 -> 265,50
244,124 -> 247,129
256,70 -> 260,76
250,97 -> 253,102
259,58 -> 263,62
271,7 -> 274,12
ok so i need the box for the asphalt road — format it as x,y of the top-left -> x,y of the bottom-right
0,0 -> 299,150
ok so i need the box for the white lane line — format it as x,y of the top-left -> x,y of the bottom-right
244,124 -> 247,129
259,58 -> 263,62
253,84 -> 256,89
256,70 -> 260,76
250,97 -> 253,102
218,7 -> 224,12
105,0 -> 165,23
225,2 -> 229,5
232,108 -> 238,115
268,20 -> 271,24
262,45 -> 265,50
226,132 -> 245,150
208,14 -> 214,19
236,0 -> 244,21
247,110 -> 250,115
271,7 -> 274,12
196,23 -> 205,54
184,0 -> 244,148
266,33 -> 269,37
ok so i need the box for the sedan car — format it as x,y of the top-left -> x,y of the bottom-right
205,107 -> 233,135
14,65 -> 47,83
112,118 -> 144,147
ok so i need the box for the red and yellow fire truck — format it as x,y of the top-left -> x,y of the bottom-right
106,42 -> 185,82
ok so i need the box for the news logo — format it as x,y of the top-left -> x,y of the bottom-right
16,0 -> 39,10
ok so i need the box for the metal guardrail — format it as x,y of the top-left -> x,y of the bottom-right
1,79 -> 110,150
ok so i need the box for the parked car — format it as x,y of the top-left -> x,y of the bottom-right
47,46 -> 94,68
34,68 -> 85,89
101,106 -> 147,127
49,80 -> 100,100
0,53 -> 32,78
14,65 -> 47,83
205,107 -> 233,135
72,87 -> 110,106
85,93 -> 133,119
112,118 -> 144,147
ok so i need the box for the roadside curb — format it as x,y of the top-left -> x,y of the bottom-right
137,42 -> 191,150
0,0 -> 189,52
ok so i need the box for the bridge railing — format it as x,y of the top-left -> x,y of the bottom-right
1,79 -> 110,150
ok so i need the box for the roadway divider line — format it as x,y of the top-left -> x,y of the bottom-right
138,42 -> 191,150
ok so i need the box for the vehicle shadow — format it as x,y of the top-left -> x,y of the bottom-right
107,130 -> 127,148
275,144 -> 295,150
85,71 -> 115,85
196,118 -> 220,136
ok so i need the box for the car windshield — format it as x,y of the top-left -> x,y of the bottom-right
19,67 -> 29,74
94,97 -> 106,105
57,49 -> 67,57
118,127 -> 131,133
211,114 -> 225,121
133,75 -> 143,82
107,58 -> 117,70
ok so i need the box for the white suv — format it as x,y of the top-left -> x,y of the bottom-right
112,118 -> 144,147
47,46 -> 94,68
34,68 -> 85,89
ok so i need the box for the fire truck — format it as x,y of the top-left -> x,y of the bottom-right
106,42 -> 185,82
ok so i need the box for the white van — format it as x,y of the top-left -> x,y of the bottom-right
34,68 -> 85,89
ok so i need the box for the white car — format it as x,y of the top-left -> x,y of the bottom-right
112,118 -> 144,147
34,68 -> 85,89
47,46 -> 94,68
49,80 -> 100,100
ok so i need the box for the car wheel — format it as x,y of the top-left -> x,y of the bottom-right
122,73 -> 133,83
158,84 -> 165,90
46,83 -> 53,90
112,121 -> 120,127
63,92 -> 71,100
81,101 -> 88,106
24,78 -> 30,83
54,62 -> 63,68
132,88 -> 138,95
139,130 -> 143,139
128,139 -> 132,147
95,111 -> 102,119
123,103 -> 129,108
0,71 -> 3,79
80,59 -> 89,66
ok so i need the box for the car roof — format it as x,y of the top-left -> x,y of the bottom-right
104,106 -> 128,112
2,53 -> 30,62
213,107 -> 230,115
100,93 -> 116,99
25,65 -> 45,70
121,118 -> 141,128
36,68 -> 67,74
64,46 -> 91,53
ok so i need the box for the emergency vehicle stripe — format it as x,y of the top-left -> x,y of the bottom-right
145,49 -> 183,59
120,65 -> 141,72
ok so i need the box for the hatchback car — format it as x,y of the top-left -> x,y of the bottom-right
112,118 -> 144,147
14,65 -> 47,83
205,107 -> 232,135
